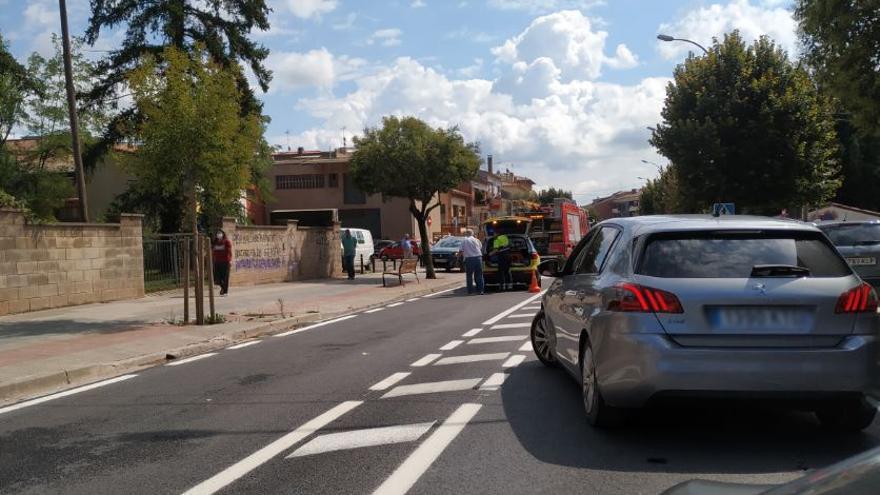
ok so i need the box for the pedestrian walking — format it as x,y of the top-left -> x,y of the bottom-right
342,229 -> 357,280
491,232 -> 512,291
401,234 -> 413,259
212,229 -> 232,296
461,229 -> 484,295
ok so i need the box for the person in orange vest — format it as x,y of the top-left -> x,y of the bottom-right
212,230 -> 233,296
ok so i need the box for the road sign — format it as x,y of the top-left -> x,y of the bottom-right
712,203 -> 735,216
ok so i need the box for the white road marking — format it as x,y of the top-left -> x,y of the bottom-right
505,313 -> 536,318
365,308 -> 385,314
381,378 -> 483,399
372,403 -> 482,495
0,374 -> 138,416
439,340 -> 463,351
503,355 -> 526,368
521,305 -> 541,311
410,354 -> 442,367
467,336 -> 527,345
286,421 -> 435,459
421,286 -> 461,298
406,298 -> 421,302
482,291 -> 545,325
518,341 -> 533,352
461,328 -> 482,337
490,322 -> 531,330
227,341 -> 260,350
387,302 -> 405,308
183,401 -> 362,495
433,353 -> 509,366
274,315 -> 357,337
479,373 -> 509,391
166,353 -> 219,366
370,372 -> 412,391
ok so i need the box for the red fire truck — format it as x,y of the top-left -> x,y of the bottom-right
518,198 -> 589,259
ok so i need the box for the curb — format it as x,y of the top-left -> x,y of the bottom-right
0,278 -> 463,406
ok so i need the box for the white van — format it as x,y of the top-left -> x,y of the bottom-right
341,228 -> 375,262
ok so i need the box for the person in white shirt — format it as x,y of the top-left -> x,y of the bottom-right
460,229 -> 485,295
401,234 -> 413,259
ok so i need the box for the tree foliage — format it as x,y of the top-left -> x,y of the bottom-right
638,166 -> 682,215
127,46 -> 264,234
350,116 -> 481,279
0,33 -> 35,147
650,31 -> 840,215
536,187 -> 572,204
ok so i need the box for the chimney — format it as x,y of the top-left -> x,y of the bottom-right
487,154 -> 493,175
297,146 -> 304,155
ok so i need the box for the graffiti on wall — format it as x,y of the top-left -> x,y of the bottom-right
233,230 -> 289,272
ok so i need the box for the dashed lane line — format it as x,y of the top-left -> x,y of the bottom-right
227,341 -> 260,350
274,315 -> 357,337
478,373 -> 509,391
502,355 -> 526,368
286,421 -> 436,459
372,404 -> 482,495
505,313 -> 536,318
381,379 -> 483,399
166,353 -> 219,366
369,372 -> 412,391
365,308 -> 385,314
0,374 -> 138,416
421,286 -> 462,298
183,401 -> 363,495
387,302 -> 405,308
433,353 -> 509,366
410,354 -> 442,367
490,322 -> 531,330
467,336 -> 528,345
439,340 -> 463,351
461,328 -> 483,337
406,298 -> 421,302
481,291 -> 545,325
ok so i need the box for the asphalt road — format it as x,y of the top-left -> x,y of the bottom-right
1,286 -> 879,495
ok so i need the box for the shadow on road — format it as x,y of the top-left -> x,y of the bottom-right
501,361 -> 880,475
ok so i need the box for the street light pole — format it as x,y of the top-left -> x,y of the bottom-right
657,34 -> 709,55
59,0 -> 89,223
640,159 -> 664,173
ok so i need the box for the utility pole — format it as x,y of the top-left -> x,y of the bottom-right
59,0 -> 89,222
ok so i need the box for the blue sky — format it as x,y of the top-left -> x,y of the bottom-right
1,0 -> 797,202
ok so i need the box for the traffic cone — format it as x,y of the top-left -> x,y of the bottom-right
528,269 -> 541,293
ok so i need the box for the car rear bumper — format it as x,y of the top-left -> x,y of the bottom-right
596,333 -> 880,408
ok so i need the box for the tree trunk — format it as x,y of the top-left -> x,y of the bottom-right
410,200 -> 436,279
188,185 -> 204,325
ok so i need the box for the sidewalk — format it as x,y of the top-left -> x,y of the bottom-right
0,270 -> 464,405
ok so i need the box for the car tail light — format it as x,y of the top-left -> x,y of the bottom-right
608,283 -> 684,314
835,282 -> 879,313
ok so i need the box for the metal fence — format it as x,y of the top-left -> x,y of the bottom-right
143,235 -> 188,293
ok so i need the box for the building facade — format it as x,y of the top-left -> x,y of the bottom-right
588,189 -> 642,221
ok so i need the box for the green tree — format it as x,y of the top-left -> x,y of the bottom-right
536,187 -> 573,204
127,45 -> 264,238
0,33 -> 36,147
639,165 -> 682,215
350,116 -> 481,279
650,31 -> 840,215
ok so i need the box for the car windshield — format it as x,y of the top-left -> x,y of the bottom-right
638,231 -> 851,278
435,238 -> 463,248
819,223 -> 880,246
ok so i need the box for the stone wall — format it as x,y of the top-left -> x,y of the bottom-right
220,218 -> 341,286
0,209 -> 145,316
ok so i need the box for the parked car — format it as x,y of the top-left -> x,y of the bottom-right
340,228 -> 374,263
372,240 -> 395,259
532,215 -> 879,430
378,240 -> 421,260
817,220 -> 880,290
431,236 -> 465,272
481,217 -> 540,289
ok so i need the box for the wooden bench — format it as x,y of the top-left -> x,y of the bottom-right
383,258 -> 420,287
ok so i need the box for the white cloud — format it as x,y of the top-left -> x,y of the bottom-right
332,12 -> 357,30
457,58 -> 484,78
267,48 -> 366,91
368,28 -> 403,47
285,0 -> 337,19
411,0 -> 427,7
487,0 -> 604,14
657,0 -> 798,59
491,10 -> 638,82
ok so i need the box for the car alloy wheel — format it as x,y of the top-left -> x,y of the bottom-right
582,346 -> 597,415
530,312 -> 556,367
580,341 -> 623,428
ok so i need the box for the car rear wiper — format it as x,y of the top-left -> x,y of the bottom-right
750,264 -> 811,277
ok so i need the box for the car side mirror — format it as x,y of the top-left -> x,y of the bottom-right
538,258 -> 562,278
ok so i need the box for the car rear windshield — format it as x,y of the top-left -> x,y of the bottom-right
638,231 -> 851,278
435,238 -> 463,248
819,223 -> 880,246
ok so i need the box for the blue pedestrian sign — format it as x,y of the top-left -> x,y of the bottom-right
712,203 -> 735,216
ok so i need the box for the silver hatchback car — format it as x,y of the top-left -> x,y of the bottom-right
532,215 -> 880,430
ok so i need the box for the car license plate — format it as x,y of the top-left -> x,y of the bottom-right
846,257 -> 877,266
433,257 -> 446,264
711,307 -> 812,331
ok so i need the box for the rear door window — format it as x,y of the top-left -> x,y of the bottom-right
638,231 -> 851,278
819,223 -> 880,246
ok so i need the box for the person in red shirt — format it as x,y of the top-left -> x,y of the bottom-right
212,230 -> 232,296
